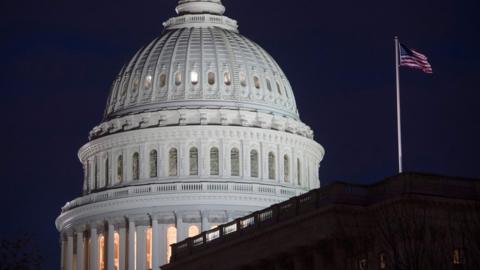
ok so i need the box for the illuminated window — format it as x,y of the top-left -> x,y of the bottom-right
208,72 -> 215,85
239,72 -> 247,87
149,150 -> 158,178
104,157 -> 109,186
231,148 -> 240,176
284,155 -> 290,182
132,152 -> 140,180
146,228 -> 152,270
159,73 -> 167,88
114,232 -> 120,270
84,238 -> 90,270
98,234 -> 105,270
297,159 -> 301,185
210,147 -> 219,176
268,152 -> 275,180
175,72 -> 182,86
250,150 -> 259,178
253,76 -> 260,89
188,225 -> 200,237
452,248 -> 465,265
169,148 -> 178,176
266,78 -> 272,92
190,71 -> 199,85
132,77 -> 140,93
189,147 -> 198,176
224,72 -> 232,86
166,226 -> 177,263
117,155 -> 123,184
144,75 -> 153,90
379,253 -> 386,269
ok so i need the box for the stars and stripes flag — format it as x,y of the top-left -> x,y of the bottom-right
399,43 -> 433,74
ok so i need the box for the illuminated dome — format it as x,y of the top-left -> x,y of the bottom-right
56,1 -> 325,270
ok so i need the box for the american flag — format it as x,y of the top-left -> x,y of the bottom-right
399,43 -> 433,74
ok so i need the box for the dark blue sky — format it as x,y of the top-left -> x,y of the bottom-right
1,0 -> 479,268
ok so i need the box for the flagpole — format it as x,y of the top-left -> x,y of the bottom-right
395,36 -> 403,173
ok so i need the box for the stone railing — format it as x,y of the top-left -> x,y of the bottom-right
170,173 -> 480,262
163,14 -> 238,31
62,181 -> 304,212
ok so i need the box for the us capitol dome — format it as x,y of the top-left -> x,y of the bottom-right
56,0 -> 325,269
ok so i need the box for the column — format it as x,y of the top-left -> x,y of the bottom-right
76,231 -> 84,270
176,213 -> 186,242
90,227 -> 99,270
152,218 -> 160,270
201,211 -> 209,232
66,233 -> 74,270
119,226 -> 127,270
128,220 -> 135,270
136,226 -> 146,270
107,222 -> 115,270
158,223 -> 168,266
61,238 -> 66,270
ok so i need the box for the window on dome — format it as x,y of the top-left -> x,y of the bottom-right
169,148 -> 178,176
284,85 -> 289,98
268,152 -> 276,180
224,72 -> 232,86
189,147 -> 199,176
117,155 -> 123,184
144,75 -> 153,90
175,72 -> 182,86
231,148 -> 240,176
95,159 -> 99,189
166,226 -> 177,263
149,150 -> 158,178
250,150 -> 259,178
253,76 -> 261,89
284,155 -> 290,182
104,157 -> 109,186
86,160 -> 90,191
297,159 -> 301,185
276,82 -> 283,95
208,72 -> 215,85
190,71 -> 199,85
132,152 -> 140,180
159,73 -> 167,88
132,77 -> 140,93
239,72 -> 247,87
210,147 -> 219,176
188,225 -> 200,237
266,78 -> 272,92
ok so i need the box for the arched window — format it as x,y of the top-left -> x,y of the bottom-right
266,78 -> 272,92
166,226 -> 177,263
188,225 -> 200,237
208,72 -> 215,85
276,82 -> 282,95
297,159 -> 301,185
284,155 -> 290,182
149,150 -> 158,178
239,72 -> 247,87
169,148 -> 178,176
159,73 -> 167,88
250,150 -> 259,178
117,155 -> 123,184
175,72 -> 182,86
190,71 -> 199,85
268,152 -> 276,180
224,72 -> 232,86
210,147 -> 219,176
253,76 -> 261,89
231,148 -> 240,176
189,147 -> 198,176
144,75 -> 153,90
132,152 -> 140,180
104,157 -> 109,186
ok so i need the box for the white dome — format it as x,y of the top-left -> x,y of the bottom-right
104,3 -> 298,121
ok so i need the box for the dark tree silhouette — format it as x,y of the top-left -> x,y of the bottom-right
0,235 -> 42,270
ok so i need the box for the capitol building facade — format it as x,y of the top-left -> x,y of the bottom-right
56,0 -> 324,269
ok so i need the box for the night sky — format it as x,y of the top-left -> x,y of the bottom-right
1,0 -> 479,268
